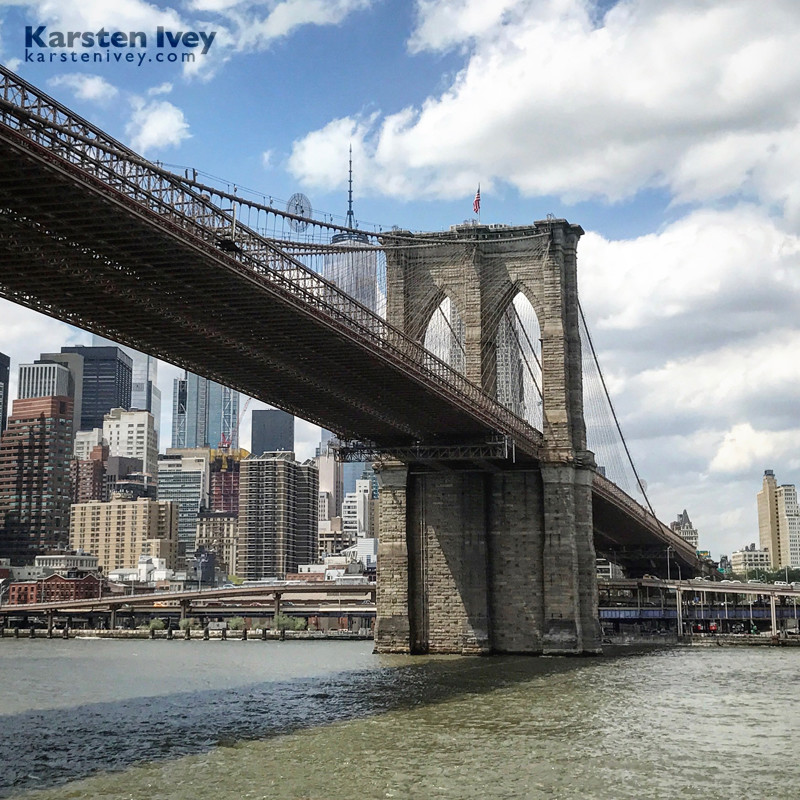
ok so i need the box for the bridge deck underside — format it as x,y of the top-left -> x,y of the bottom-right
592,485 -> 702,577
0,130 -> 532,451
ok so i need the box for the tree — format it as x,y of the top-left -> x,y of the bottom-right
273,613 -> 306,631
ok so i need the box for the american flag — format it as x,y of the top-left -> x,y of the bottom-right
473,185 -> 480,214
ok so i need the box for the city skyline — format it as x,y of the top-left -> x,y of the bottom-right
1,1 -> 799,558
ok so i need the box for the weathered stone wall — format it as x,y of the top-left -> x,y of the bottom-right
486,470 -> 545,653
406,471 -> 490,654
375,462 -> 600,655
374,460 -> 411,653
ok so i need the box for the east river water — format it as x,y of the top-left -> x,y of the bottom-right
0,639 -> 797,799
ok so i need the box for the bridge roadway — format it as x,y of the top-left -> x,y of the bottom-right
601,577 -> 800,636
0,65 -> 708,579
20,576 -> 786,621
0,582 -> 376,618
601,576 -> 800,599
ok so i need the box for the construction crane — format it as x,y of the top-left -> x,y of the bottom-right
219,395 -> 253,450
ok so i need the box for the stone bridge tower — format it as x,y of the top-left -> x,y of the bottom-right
375,219 -> 600,655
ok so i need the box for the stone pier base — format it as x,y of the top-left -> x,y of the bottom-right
374,461 -> 601,655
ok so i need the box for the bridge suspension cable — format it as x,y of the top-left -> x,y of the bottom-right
578,301 -> 656,517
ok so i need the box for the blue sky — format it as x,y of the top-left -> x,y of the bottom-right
2,0 -> 800,560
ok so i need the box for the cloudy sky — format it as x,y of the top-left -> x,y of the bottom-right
1,0 -> 799,559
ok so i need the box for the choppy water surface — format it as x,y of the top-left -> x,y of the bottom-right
1,639 -> 797,799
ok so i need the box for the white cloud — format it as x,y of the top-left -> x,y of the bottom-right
221,0 -> 372,50
710,424 -> 800,475
573,203 -> 800,554
409,0 -> 529,54
48,73 -> 118,102
188,0 -> 243,11
30,0 -> 183,35
288,115 -> 377,192
147,82 -> 173,96
125,97 -> 191,153
580,206 -> 800,334
289,0 -> 800,212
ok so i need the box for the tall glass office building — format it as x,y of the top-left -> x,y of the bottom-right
91,335 -> 161,435
61,345 -> 132,431
172,371 -> 238,450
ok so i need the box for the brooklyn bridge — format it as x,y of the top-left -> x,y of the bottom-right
0,64 -> 707,656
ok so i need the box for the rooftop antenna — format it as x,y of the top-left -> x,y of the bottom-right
331,144 -> 367,244
346,144 -> 355,229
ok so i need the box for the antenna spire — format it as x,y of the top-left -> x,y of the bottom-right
346,144 -> 355,229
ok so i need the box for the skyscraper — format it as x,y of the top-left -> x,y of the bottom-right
157,450 -> 210,567
0,396 -> 73,562
316,179 -> 372,494
316,431 -> 343,519
20,351 -> 83,438
172,371 -> 238,449
758,470 -> 780,567
207,380 -> 239,450
670,510 -> 699,549
757,469 -> 800,568
0,352 -> 9,433
251,408 -> 294,454
71,442 -> 108,504
209,448 -> 246,514
103,407 -> 158,477
130,352 -> 160,430
237,452 -> 318,580
91,335 -> 161,434
70,496 -> 177,573
40,351 -> 84,436
195,511 -> 238,576
61,346 -> 132,431
18,361 -> 71,399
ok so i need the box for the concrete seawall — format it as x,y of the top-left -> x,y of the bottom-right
680,634 -> 800,647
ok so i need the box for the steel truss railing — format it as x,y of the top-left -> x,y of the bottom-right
335,436 -> 514,463
0,64 -> 543,456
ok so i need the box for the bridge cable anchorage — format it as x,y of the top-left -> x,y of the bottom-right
577,300 -> 656,517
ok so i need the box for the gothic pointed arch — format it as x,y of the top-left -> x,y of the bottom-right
422,293 -> 467,376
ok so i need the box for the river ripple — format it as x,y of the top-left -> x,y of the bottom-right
1,640 -> 797,799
